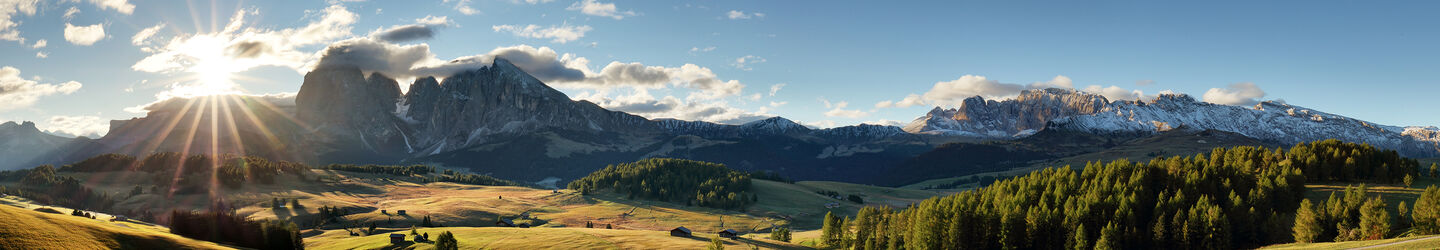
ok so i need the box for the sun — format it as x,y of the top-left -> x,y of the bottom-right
173,36 -> 244,98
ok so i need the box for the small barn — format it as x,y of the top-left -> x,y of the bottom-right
389,234 -> 406,244
670,226 -> 692,237
719,229 -> 739,238
496,219 -> 516,227
396,210 -> 407,216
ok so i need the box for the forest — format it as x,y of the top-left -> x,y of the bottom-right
168,209 -> 303,250
820,139 -> 1419,249
567,158 -> 756,209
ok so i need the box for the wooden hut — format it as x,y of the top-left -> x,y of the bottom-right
670,226 -> 692,237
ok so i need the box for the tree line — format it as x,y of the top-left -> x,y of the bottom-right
168,209 -> 303,249
0,165 -> 115,211
567,158 -> 756,210
320,164 -> 523,186
820,139 -> 1417,249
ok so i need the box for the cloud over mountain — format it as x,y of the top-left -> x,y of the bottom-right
1203,82 -> 1266,106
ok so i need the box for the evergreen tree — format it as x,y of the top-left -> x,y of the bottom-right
434,231 -> 458,250
1071,224 -> 1089,250
770,227 -> 791,242
1293,199 -> 1325,243
822,211 -> 841,246
708,236 -> 725,250
1415,186 -> 1440,234
1431,163 -> 1438,178
1358,197 -> 1391,240
1096,222 -> 1121,250
1399,201 -> 1410,228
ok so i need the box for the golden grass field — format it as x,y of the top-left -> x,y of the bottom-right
305,226 -> 807,249
3,166 -> 950,249
0,200 -> 231,249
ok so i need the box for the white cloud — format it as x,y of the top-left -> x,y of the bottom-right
515,0 -> 554,4
803,120 -> 837,129
732,55 -> 765,71
0,66 -> 83,111
726,10 -> 762,20
916,75 -> 1023,106
29,39 -> 43,48
63,0 -> 135,15
62,6 -> 79,20
33,51 -> 44,58
1136,79 -> 1155,86
0,0 -> 39,42
878,74 -> 1107,108
63,23 -> 107,46
444,0 -> 481,15
821,98 -> 868,118
1032,75 -> 1073,89
1081,85 -> 1146,101
45,115 -> 108,137
130,23 -> 164,46
863,119 -> 904,126
492,24 -> 591,44
768,83 -> 784,96
689,46 -> 715,54
575,90 -> 769,124
874,94 -> 923,108
567,0 -> 635,20
133,5 -> 357,74
1203,82 -> 1266,106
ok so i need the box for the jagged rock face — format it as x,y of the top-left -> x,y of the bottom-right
295,66 -> 409,161
904,87 -> 1440,157
1052,96 -> 1440,157
905,88 -> 1109,137
0,121 -> 76,170
399,58 -> 662,155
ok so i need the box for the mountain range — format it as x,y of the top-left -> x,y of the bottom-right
2,58 -> 1436,187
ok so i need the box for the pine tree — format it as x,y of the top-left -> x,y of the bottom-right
1358,197 -> 1391,240
1399,201 -> 1410,227
708,236 -> 725,250
822,211 -> 841,246
1070,224 -> 1089,250
434,231 -> 459,250
1406,174 -> 1415,188
1293,199 -> 1325,243
1416,186 -> 1440,234
1095,222 -> 1121,250
1431,163 -> 1438,178
770,227 -> 791,242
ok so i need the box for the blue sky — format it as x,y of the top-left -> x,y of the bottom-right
1,0 -> 1437,137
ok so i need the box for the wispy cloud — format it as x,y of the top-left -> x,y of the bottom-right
726,10 -> 763,20
492,24 -> 592,43
567,0 -> 635,20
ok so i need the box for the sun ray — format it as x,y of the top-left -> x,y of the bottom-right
168,96 -> 208,199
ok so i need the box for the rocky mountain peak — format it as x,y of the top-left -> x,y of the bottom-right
740,117 -> 810,135
0,121 -> 38,132
909,88 -> 1110,137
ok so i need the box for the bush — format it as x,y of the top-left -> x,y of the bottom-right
434,231 -> 458,250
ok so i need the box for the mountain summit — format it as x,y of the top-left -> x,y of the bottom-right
906,88 -> 1440,157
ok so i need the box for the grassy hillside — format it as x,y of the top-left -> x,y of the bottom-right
305,227 -> 807,249
0,201 -> 231,249
1261,235 -> 1440,249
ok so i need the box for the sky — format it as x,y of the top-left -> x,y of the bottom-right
1,0 -> 1438,137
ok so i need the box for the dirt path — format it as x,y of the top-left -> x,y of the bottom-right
1350,235 -> 1440,249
